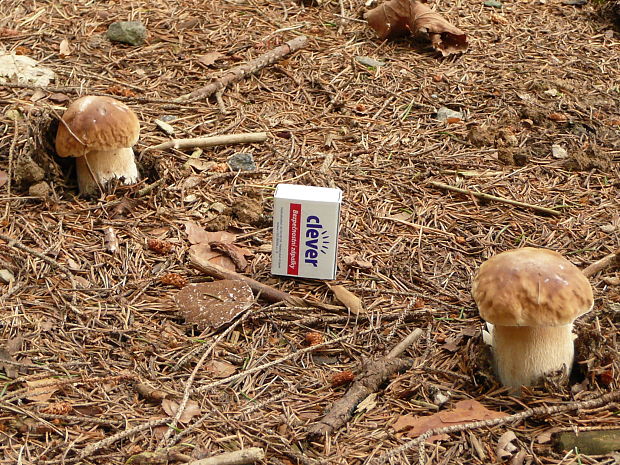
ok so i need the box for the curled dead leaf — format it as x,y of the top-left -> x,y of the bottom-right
393,399 -> 508,438
161,398 -> 201,423
174,280 -> 254,329
365,0 -> 468,56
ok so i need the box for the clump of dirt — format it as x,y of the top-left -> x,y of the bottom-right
497,148 -> 528,166
467,126 -> 494,147
14,154 -> 45,187
231,197 -> 264,226
205,215 -> 232,231
563,144 -> 612,171
518,106 -> 555,129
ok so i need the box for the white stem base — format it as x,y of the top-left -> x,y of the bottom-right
492,324 -> 575,391
76,147 -> 139,195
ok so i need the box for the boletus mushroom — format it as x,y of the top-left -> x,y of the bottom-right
55,95 -> 140,195
472,247 -> 593,391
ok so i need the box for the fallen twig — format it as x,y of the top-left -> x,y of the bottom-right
429,181 -> 562,216
583,248 -> 620,278
159,309 -> 254,446
71,418 -> 171,463
552,428 -> 620,455
307,328 -> 424,438
372,390 -> 620,464
142,132 -> 268,154
0,233 -> 75,281
189,247 -> 307,307
175,35 -> 308,102
187,447 -> 265,465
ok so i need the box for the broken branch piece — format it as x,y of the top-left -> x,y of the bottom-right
189,247 -> 306,307
142,132 -> 268,154
176,35 -> 308,102
429,181 -> 561,216
307,328 -> 423,438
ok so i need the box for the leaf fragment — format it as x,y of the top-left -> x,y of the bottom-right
365,0 -> 467,56
161,398 -> 201,423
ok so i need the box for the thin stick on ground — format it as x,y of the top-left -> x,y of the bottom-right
175,35 -> 308,102
429,181 -> 562,216
307,328 -> 424,439
73,418 -> 171,463
158,309 -> 254,447
583,248 -> 620,277
371,390 -> 620,464
0,233 -> 76,281
141,132 -> 268,154
189,247 -> 307,307
187,447 -> 265,465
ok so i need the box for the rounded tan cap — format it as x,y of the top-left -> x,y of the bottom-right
55,96 -> 139,158
472,247 -> 593,327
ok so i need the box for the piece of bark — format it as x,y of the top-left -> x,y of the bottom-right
552,429 -> 620,455
176,36 -> 308,102
307,328 -> 423,438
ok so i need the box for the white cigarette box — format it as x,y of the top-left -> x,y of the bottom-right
271,184 -> 342,280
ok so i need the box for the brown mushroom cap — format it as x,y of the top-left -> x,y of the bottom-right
55,96 -> 139,158
472,247 -> 593,327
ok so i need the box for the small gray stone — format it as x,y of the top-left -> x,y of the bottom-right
107,21 -> 147,46
551,144 -> 569,159
436,106 -> 464,122
355,56 -> 385,68
227,152 -> 256,172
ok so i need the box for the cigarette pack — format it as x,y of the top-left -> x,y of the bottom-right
271,184 -> 342,280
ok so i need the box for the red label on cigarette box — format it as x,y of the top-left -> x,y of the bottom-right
287,203 -> 301,275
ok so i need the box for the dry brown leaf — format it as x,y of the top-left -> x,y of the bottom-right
365,0 -> 467,56
189,243 -> 236,272
174,280 -> 254,329
161,398 -> 201,423
329,284 -> 365,315
204,360 -> 237,378
0,170 -> 8,188
48,92 -> 70,103
26,378 -> 60,402
394,399 -> 507,438
185,221 -> 236,245
198,51 -> 224,66
210,241 -> 249,271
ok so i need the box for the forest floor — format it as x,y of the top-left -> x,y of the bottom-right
0,0 -> 619,464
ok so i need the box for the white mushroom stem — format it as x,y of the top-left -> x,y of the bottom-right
75,147 -> 139,195
490,324 -> 575,390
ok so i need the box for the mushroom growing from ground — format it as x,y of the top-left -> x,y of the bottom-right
472,247 -> 593,391
55,95 -> 140,195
